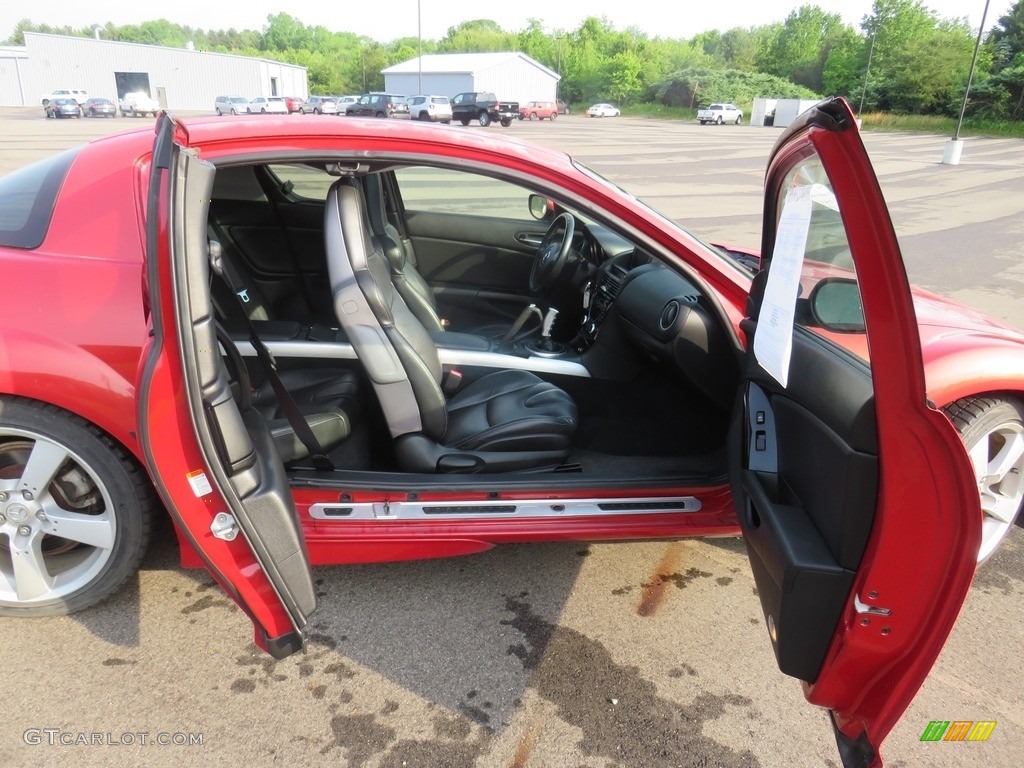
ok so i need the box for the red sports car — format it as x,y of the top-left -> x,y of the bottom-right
0,98 -> 1021,766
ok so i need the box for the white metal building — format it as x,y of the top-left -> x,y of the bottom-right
0,46 -> 30,106
382,53 -> 559,104
2,33 -> 307,110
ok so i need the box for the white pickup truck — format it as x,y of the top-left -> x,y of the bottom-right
697,103 -> 744,125
119,92 -> 161,117
41,89 -> 89,107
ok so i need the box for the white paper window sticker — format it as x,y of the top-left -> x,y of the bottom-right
753,183 -> 818,388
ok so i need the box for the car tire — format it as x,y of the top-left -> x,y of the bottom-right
478,112 -> 491,127
0,397 -> 155,617
945,396 -> 1024,562
736,116 -> 742,125
530,112 -> 538,121
314,108 -> 320,115
500,117 -> 513,127
550,112 -> 557,121
716,116 -> 724,125
460,118 -> 470,126
216,108 -> 222,116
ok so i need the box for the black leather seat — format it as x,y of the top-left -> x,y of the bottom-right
325,177 -> 577,473
250,368 -> 360,464
362,174 -> 527,341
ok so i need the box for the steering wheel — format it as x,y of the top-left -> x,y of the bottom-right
529,212 -> 575,293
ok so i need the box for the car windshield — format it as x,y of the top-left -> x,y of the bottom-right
570,158 -> 753,278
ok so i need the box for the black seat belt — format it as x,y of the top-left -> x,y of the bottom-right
209,240 -> 334,471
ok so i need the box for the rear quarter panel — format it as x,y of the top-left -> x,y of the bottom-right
0,133 -> 152,457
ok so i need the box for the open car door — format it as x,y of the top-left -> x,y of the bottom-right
732,98 -> 981,767
135,114 -> 317,658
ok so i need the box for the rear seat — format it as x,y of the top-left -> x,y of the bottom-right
208,236 -> 361,467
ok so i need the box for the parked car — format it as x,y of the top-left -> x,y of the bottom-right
556,99 -> 570,115
407,95 -> 452,123
587,103 -> 620,118
214,96 -> 250,116
40,89 -> 88,107
283,96 -> 304,113
518,101 -> 558,121
333,95 -> 360,115
82,97 -> 117,118
0,97 -> 1020,767
43,98 -> 82,119
248,97 -> 289,115
347,93 -> 410,119
119,92 -> 160,118
698,103 -> 744,125
299,96 -> 339,115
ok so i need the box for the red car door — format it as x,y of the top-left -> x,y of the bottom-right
732,98 -> 980,766
136,114 -> 317,658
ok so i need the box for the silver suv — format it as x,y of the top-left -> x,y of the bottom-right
408,95 -> 452,124
300,96 -> 339,115
215,96 -> 250,115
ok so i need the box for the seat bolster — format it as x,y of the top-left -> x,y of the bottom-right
395,272 -> 444,333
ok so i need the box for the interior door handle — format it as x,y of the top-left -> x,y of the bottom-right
515,233 -> 544,247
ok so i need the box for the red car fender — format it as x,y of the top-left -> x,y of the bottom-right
921,332 -> 1024,407
0,329 -> 141,457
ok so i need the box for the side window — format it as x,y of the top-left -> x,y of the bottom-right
0,147 -> 80,249
394,167 -> 534,219
264,165 -> 334,201
759,152 -> 869,374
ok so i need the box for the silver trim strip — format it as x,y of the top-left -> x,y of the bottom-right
308,495 -> 700,521
436,349 -> 591,377
236,340 -> 360,359
234,340 -> 591,377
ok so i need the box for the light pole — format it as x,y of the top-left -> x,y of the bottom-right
857,32 -> 877,117
943,0 -> 992,165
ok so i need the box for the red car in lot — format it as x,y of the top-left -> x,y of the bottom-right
0,98 -> 1021,766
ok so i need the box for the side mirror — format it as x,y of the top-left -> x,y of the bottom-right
808,278 -> 865,333
528,194 -> 554,220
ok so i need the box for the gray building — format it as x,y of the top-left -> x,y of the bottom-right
382,53 -> 559,104
1,32 -> 307,110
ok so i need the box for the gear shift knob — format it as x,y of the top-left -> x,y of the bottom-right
541,307 -> 559,338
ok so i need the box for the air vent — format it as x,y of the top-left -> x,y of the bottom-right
659,300 -> 680,330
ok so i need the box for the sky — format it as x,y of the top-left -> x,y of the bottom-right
1,0 -> 1014,44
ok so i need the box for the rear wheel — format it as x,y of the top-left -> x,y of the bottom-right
500,117 -> 513,127
0,398 -> 154,616
478,111 -> 491,127
460,118 -> 470,126
550,112 -> 557,121
716,115 -> 723,125
945,396 -> 1024,562
735,115 -> 742,125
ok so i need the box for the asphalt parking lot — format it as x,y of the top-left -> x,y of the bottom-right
1,106 -> 1022,767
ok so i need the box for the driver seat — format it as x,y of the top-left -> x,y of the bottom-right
325,177 -> 577,473
362,173 -> 533,341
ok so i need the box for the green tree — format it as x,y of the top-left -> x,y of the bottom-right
860,0 -> 975,113
760,5 -> 851,91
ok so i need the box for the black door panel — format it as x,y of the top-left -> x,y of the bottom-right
403,209 -> 548,328
732,328 -> 878,683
